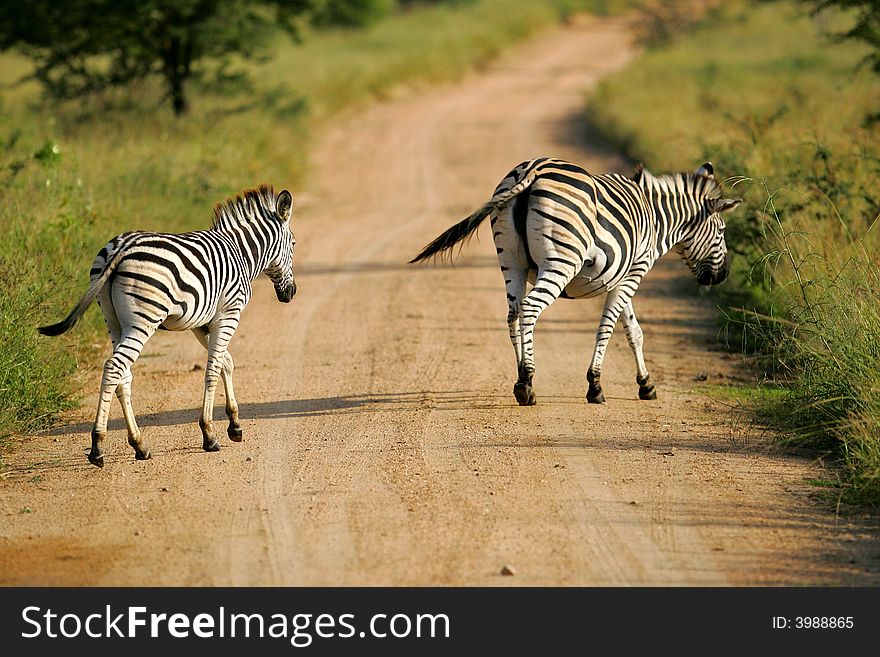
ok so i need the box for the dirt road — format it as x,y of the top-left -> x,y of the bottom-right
2,15 -> 878,586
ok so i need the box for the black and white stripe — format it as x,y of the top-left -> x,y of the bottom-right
411,157 -> 741,405
39,185 -> 297,467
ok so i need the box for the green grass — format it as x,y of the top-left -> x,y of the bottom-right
697,381 -> 786,405
260,0 -> 633,118
0,0 -> 635,441
588,0 -> 880,505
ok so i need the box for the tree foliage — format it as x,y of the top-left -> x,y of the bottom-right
0,0 -> 479,114
801,1 -> 880,74
311,0 -> 395,27
799,0 -> 880,120
0,0 -> 314,115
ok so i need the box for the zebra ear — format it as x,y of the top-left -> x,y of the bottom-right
713,197 -> 742,214
695,162 -> 714,177
632,162 -> 645,183
276,190 -> 293,222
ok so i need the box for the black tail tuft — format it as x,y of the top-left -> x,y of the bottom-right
37,317 -> 76,337
409,202 -> 494,264
408,217 -> 477,264
37,297 -> 94,337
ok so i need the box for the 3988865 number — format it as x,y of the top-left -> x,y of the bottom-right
795,616 -> 853,629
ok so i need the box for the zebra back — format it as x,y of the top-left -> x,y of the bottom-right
38,186 -> 296,337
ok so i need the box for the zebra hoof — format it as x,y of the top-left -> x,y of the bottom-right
227,426 -> 244,442
639,386 -> 657,400
203,439 -> 221,453
587,390 -> 605,404
513,382 -> 536,406
88,452 -> 105,468
135,449 -> 152,461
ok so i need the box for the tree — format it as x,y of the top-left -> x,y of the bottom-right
0,0 -> 314,115
800,0 -> 880,119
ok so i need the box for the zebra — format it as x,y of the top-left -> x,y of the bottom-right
410,157 -> 741,406
38,185 -> 297,467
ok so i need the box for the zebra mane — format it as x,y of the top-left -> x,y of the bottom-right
641,170 -> 723,202
211,185 -> 278,230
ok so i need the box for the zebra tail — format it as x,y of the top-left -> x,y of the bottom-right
408,200 -> 496,264
37,249 -> 124,337
409,165 -> 541,264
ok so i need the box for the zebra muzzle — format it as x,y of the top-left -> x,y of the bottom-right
697,253 -> 731,287
275,281 -> 297,303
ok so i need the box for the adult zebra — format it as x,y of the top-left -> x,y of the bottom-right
38,185 -> 297,467
410,157 -> 741,406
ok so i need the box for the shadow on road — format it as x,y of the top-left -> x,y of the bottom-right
42,389 -> 518,438
297,256 -> 497,277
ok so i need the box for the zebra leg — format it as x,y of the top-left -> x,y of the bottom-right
621,300 -> 656,400
90,293 -> 152,466
116,372 -> 151,459
192,327 -> 242,441
90,329 -> 154,466
91,364 -> 116,468
507,274 -> 533,406
586,284 -> 637,404
199,316 -> 239,452
516,269 -> 567,405
493,204 -> 535,405
90,296 -> 117,467
221,353 -> 242,441
504,266 -> 531,406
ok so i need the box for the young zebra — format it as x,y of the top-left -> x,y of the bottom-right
410,157 -> 741,406
38,186 -> 297,467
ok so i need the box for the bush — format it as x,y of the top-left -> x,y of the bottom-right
311,0 -> 396,27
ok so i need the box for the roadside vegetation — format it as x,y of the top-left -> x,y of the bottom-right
589,0 -> 880,504
0,0 -> 637,442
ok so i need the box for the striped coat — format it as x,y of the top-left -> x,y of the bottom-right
39,186 -> 297,467
411,157 -> 741,405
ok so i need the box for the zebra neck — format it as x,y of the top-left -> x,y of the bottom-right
218,223 -> 275,281
644,184 -> 701,258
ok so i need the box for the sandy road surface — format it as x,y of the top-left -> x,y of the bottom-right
2,15 -> 879,586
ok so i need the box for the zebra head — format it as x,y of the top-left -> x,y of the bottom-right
660,162 -> 741,287
265,189 -> 297,303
